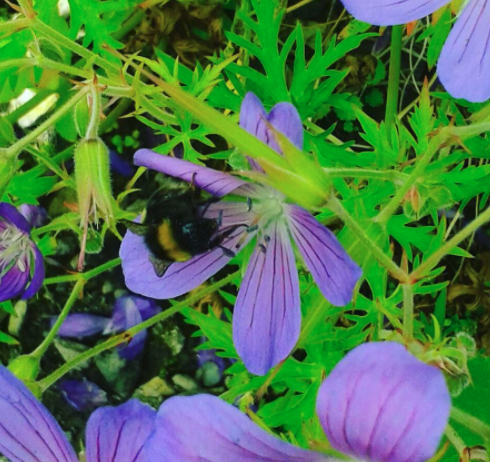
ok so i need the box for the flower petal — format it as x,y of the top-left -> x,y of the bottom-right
134,149 -> 251,197
145,394 -> 329,462
59,379 -> 107,411
0,203 -> 31,233
437,0 -> 490,102
316,342 -> 451,462
239,93 -> 303,171
113,300 -> 146,360
22,245 -> 45,300
267,102 -> 304,151
0,263 -> 30,302
86,399 -> 156,462
233,221 -> 300,376
120,206 -> 256,300
18,204 -> 48,228
286,205 -> 361,306
56,314 -> 110,338
339,0 -> 450,25
0,365 -> 77,462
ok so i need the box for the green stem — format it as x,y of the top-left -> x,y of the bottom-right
31,280 -> 85,360
451,407 -> 490,440
38,270 -> 240,391
323,168 -> 408,183
409,205 -> 490,282
401,283 -> 414,339
43,258 -> 121,285
0,18 -> 30,35
327,194 -> 409,283
444,425 -> 466,457
32,19 -> 119,75
85,83 -> 101,140
5,85 -> 91,158
385,25 -> 403,132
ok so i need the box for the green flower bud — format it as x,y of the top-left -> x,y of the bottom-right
74,137 -> 114,227
74,95 -> 91,138
8,355 -> 40,382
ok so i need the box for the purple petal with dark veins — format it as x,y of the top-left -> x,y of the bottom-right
0,203 -> 31,233
316,342 -> 451,462
85,399 -> 156,462
338,0 -> 451,25
233,221 -> 300,376
0,262 -> 30,303
145,394 -> 330,462
59,380 -> 108,412
56,314 -> 110,338
22,245 -> 45,299
0,365 -> 77,462
120,204 -> 256,299
286,205 -> 361,306
438,0 -> 490,102
134,149 -> 252,198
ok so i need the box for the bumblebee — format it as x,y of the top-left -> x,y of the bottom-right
124,180 -> 234,277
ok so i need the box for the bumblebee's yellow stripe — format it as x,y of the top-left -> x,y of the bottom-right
157,221 -> 191,261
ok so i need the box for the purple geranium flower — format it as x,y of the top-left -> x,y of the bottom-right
145,342 -> 451,462
0,203 -> 44,302
338,0 -> 490,102
120,93 -> 362,376
56,294 -> 160,360
0,366 -> 155,462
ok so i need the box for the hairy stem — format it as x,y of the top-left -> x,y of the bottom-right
401,284 -> 414,339
385,25 -> 403,132
31,280 -> 85,360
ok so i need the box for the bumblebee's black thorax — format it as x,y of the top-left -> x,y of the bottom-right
143,187 -> 219,262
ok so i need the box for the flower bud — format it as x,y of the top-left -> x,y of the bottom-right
74,137 -> 114,227
8,355 -> 40,382
74,95 -> 91,138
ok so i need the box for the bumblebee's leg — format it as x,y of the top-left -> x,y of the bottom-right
149,255 -> 171,277
217,245 -> 236,258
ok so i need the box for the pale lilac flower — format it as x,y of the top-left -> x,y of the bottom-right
120,93 -> 361,376
56,295 -> 160,360
0,365 -> 155,462
0,203 -> 44,302
58,379 -> 108,411
145,342 -> 451,462
18,204 -> 48,228
339,0 -> 490,102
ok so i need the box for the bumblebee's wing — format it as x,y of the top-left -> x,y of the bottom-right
121,220 -> 149,236
149,255 -> 171,278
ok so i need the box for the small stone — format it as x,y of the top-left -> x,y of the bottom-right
172,374 -> 198,392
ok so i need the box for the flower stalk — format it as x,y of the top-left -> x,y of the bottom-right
385,25 -> 403,131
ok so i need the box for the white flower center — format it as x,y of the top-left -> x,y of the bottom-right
0,224 -> 31,275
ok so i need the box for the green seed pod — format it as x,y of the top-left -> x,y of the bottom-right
74,95 -> 91,138
8,355 -> 40,382
74,137 -> 114,227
